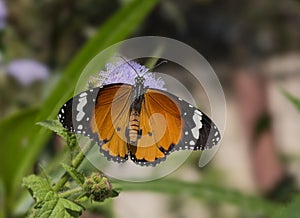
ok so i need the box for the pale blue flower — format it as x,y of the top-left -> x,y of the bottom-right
0,0 -> 7,30
98,61 -> 166,90
7,59 -> 50,86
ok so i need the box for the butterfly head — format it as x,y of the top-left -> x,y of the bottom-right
134,76 -> 145,85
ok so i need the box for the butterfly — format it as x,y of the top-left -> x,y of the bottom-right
58,61 -> 221,166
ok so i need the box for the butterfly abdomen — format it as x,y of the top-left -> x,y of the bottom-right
128,110 -> 140,145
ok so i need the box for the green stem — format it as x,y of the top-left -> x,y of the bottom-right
53,141 -> 94,192
58,187 -> 83,198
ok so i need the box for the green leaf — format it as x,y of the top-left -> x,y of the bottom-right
61,164 -> 85,186
23,175 -> 83,217
0,178 -> 5,218
37,120 -> 68,140
114,179 -> 280,217
0,107 -> 40,213
281,89 -> 300,112
276,195 -> 300,218
22,175 -> 52,205
33,191 -> 83,218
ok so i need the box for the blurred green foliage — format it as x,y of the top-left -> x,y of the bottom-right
114,179 -> 280,217
282,89 -> 300,113
276,195 -> 300,218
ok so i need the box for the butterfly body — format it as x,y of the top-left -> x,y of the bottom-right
58,75 -> 221,166
127,76 -> 147,146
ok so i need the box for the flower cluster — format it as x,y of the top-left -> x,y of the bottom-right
6,59 -> 49,86
0,0 -> 7,30
83,173 -> 118,202
97,60 -> 166,90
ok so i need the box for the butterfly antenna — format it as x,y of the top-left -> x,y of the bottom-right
117,55 -> 140,77
141,60 -> 168,77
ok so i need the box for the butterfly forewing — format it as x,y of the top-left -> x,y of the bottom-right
58,87 -> 100,137
59,84 -> 133,163
145,88 -> 221,151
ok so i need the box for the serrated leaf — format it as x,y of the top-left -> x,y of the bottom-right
23,175 -> 83,217
59,198 -> 84,214
33,191 -> 83,218
37,120 -> 68,140
61,164 -> 85,185
22,175 -> 52,205
281,89 -> 300,112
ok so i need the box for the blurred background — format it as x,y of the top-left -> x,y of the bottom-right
0,0 -> 300,217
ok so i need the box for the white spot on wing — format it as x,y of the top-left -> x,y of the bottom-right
76,96 -> 87,121
191,111 -> 203,139
195,110 -> 202,116
80,92 -> 87,97
189,140 -> 195,145
78,125 -> 83,130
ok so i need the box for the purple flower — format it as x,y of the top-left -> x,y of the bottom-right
98,61 -> 166,90
0,0 -> 7,30
6,59 -> 50,86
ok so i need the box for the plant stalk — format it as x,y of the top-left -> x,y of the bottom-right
53,141 -> 94,192
58,187 -> 83,198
